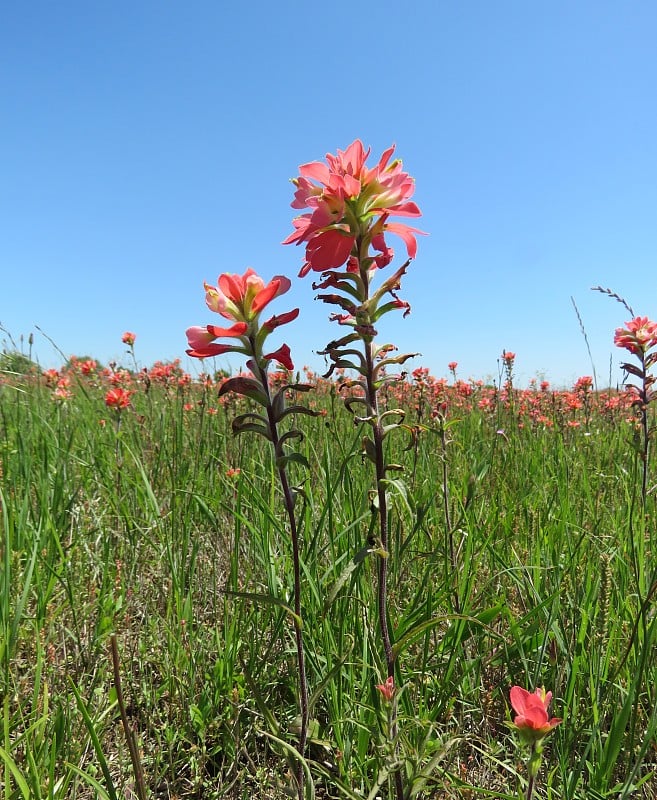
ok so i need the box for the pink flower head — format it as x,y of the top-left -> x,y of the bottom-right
284,139 -> 425,275
510,686 -> 562,741
502,351 -> 516,363
204,268 -> 292,324
614,317 -> 657,357
122,332 -> 136,346
448,361 -> 458,372
376,676 -> 395,703
105,387 -> 132,410
187,269 -> 298,364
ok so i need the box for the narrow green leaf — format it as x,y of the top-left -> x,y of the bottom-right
0,744 -> 31,800
322,544 -> 373,616
69,680 -> 119,800
223,590 -> 302,628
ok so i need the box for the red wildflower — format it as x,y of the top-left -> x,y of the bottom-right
105,388 -> 132,410
53,387 -> 72,402
122,332 -> 136,346
205,268 -> 292,324
614,317 -> 657,357
376,676 -> 395,702
510,686 -> 562,742
284,139 -> 425,276
44,368 -> 60,387
187,269 -> 298,360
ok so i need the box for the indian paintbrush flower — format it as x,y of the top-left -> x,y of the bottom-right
105,387 -> 132,410
186,268 -> 298,367
185,267 -> 313,800
376,676 -> 396,703
510,685 -> 562,744
283,139 -> 425,276
286,141 -> 423,800
614,316 -> 657,357
510,686 -> 562,799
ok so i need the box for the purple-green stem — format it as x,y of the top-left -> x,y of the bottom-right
251,339 -> 309,800
525,741 -> 538,800
110,634 -> 148,800
359,256 -> 403,800
364,340 -> 404,800
636,354 -> 651,508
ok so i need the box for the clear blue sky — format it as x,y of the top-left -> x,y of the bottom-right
2,2 -> 656,388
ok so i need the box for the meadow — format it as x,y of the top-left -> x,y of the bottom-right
1,349 -> 656,799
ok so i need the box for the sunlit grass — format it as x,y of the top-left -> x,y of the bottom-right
0,362 -> 655,798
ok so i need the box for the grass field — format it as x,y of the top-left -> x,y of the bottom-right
1,352 -> 656,799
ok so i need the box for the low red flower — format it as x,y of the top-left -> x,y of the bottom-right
284,139 -> 425,275
510,686 -> 562,742
376,676 -> 395,703
122,332 -> 136,346
105,388 -> 132,410
53,387 -> 72,402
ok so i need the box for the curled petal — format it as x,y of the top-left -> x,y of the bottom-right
384,221 -> 427,259
282,215 -> 313,246
387,201 -> 422,218
207,322 -> 249,338
251,275 -> 292,313
291,176 -> 322,209
376,144 -> 396,173
264,343 -> 294,371
299,160 -> 332,187
186,342 -> 236,359
263,308 -> 300,331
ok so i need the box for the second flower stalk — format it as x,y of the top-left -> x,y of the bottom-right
186,269 -> 315,800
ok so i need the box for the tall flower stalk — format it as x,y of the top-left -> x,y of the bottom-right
284,140 -> 424,799
614,315 -> 657,507
186,269 -> 315,800
593,286 -> 657,509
